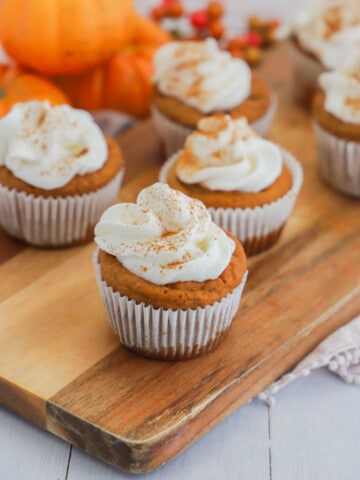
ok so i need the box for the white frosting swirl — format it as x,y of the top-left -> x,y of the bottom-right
95,183 -> 235,286
153,38 -> 251,113
0,101 -> 108,190
176,115 -> 282,193
293,0 -> 360,69
319,68 -> 360,123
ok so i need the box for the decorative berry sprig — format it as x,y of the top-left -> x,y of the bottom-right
151,0 -> 184,20
151,2 -> 282,67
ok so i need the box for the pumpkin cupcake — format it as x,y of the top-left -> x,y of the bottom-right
151,38 -> 276,156
159,114 -> 303,256
94,182 -> 248,360
290,0 -> 360,104
0,100 -> 124,246
312,67 -> 360,196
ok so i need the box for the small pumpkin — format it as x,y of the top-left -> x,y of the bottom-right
0,0 -> 135,75
0,65 -> 70,117
55,16 -> 171,118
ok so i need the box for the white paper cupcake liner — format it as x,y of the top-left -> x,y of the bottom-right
313,122 -> 360,197
151,94 -> 277,157
159,149 -> 303,255
291,40 -> 325,105
93,250 -> 248,360
0,170 -> 124,247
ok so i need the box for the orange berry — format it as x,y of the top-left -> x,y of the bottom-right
248,15 -> 264,32
209,19 -> 225,39
228,36 -> 247,50
228,46 -> 246,60
245,47 -> 262,66
168,1 -> 184,18
151,5 -> 166,20
268,19 -> 281,30
207,1 -> 224,20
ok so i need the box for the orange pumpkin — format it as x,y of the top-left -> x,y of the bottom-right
55,16 -> 171,119
0,0 -> 135,76
0,65 -> 70,117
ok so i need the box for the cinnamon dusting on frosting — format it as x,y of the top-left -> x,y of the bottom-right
153,38 -> 252,114
95,183 -> 235,285
319,67 -> 360,123
174,114 -> 283,193
322,6 -> 343,38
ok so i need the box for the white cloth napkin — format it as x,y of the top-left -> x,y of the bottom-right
259,315 -> 360,405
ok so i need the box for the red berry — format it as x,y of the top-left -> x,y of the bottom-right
244,31 -> 263,47
190,10 -> 209,29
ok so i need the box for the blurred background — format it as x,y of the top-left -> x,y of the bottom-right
134,0 -> 305,32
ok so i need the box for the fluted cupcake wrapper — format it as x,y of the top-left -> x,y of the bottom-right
313,122 -> 360,197
291,41 -> 325,105
151,94 -> 277,157
93,250 -> 248,360
0,170 -> 124,247
159,149 -> 303,256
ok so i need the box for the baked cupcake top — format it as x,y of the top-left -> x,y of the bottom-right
95,182 -> 235,286
153,38 -> 251,114
313,66 -> 360,141
0,100 -> 108,190
175,115 -> 282,193
293,0 -> 360,69
319,67 -> 360,123
163,115 -> 293,208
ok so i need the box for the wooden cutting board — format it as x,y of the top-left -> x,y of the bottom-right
0,43 -> 359,473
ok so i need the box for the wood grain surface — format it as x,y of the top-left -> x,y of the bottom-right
0,43 -> 359,473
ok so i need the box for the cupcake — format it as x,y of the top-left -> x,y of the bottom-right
312,67 -> 360,196
159,114 -> 303,256
94,182 -> 248,360
291,0 -> 360,105
0,100 -> 124,247
151,38 -> 276,156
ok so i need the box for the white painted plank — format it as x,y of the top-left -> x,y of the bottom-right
67,400 -> 270,480
0,406 -> 70,480
270,367 -> 360,480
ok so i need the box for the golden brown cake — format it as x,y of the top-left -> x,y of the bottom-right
0,100 -> 125,246
152,72 -> 271,129
312,67 -> 360,196
151,38 -> 275,156
94,182 -> 248,360
97,230 -> 246,310
159,115 -> 303,255
290,1 -> 360,105
312,89 -> 360,142
0,137 -> 123,198
166,158 -> 292,209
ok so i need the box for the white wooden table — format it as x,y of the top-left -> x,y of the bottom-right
1,367 -> 359,479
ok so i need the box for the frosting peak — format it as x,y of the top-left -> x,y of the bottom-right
0,101 -> 108,190
95,183 -> 235,285
293,0 -> 360,69
175,115 -> 283,193
153,38 -> 251,113
319,67 -> 360,123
